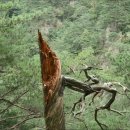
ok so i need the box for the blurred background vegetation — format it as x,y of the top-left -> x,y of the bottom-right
0,0 -> 130,130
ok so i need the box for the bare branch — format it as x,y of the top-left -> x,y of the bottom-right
89,92 -> 101,106
74,116 -> 88,130
66,66 -> 76,75
63,76 -> 93,93
111,82 -> 130,100
0,90 -> 29,114
0,98 -> 31,112
95,107 -> 108,130
125,91 -> 130,100
62,76 -> 129,129
1,87 -> 17,98
0,113 -> 36,123
72,95 -> 86,116
79,65 -> 100,85
8,114 -> 42,130
109,108 -> 124,116
94,88 -> 117,130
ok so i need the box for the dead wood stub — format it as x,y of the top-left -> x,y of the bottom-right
38,30 -> 65,130
38,30 -> 61,104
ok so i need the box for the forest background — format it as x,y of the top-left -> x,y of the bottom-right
0,0 -> 130,130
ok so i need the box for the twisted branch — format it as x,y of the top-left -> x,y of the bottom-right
62,76 -> 130,130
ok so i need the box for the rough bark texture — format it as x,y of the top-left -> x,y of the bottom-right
38,30 -> 65,130
38,31 -> 130,130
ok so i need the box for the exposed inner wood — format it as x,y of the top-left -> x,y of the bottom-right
38,30 -> 65,130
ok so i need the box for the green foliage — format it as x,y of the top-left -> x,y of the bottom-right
0,111 -> 17,130
0,0 -> 130,130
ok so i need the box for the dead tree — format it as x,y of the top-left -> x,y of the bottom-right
38,30 -> 65,130
38,31 -> 130,130
62,77 -> 130,130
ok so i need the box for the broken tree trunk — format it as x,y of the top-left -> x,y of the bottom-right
38,31 -> 130,130
38,31 -> 65,130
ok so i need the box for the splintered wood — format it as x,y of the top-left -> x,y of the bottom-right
38,30 -> 61,104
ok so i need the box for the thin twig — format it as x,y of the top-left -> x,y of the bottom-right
0,113 -> 35,123
94,88 -> 117,130
95,107 -> 108,130
0,90 -> 29,114
74,116 -> 88,130
1,87 -> 17,98
109,108 -> 124,116
125,91 -> 130,100
8,114 -> 42,130
0,98 -> 30,112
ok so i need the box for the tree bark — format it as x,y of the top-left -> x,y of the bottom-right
38,30 -> 65,130
37,31 -> 129,130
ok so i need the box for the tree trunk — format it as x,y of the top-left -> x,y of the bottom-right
38,30 -> 65,130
